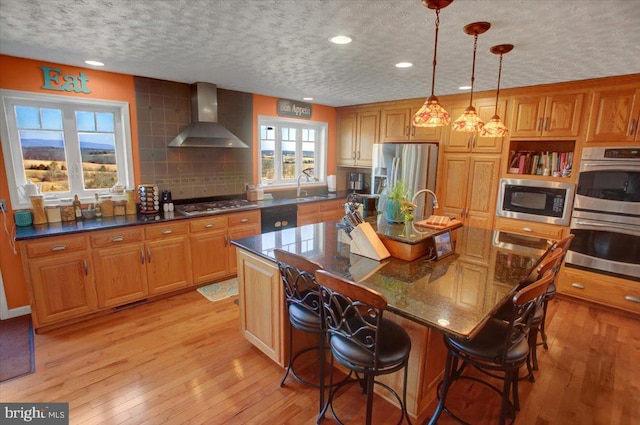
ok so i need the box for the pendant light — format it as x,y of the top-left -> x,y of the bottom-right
480,44 -> 514,137
412,0 -> 453,128
452,22 -> 491,132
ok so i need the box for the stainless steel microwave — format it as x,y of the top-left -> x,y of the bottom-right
496,178 -> 576,225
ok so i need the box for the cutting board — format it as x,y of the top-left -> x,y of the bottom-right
414,217 -> 463,230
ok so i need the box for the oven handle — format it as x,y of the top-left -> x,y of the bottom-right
573,219 -> 640,236
580,161 -> 640,171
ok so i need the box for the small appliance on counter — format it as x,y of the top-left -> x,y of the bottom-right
348,172 -> 368,193
246,185 -> 264,201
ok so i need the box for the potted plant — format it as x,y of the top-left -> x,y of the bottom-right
383,180 -> 410,223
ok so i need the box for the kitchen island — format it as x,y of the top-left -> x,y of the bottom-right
231,218 -> 552,422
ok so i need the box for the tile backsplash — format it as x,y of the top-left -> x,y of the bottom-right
134,77 -> 253,200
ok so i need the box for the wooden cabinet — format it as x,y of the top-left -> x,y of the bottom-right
586,87 -> 640,143
380,105 -> 442,143
144,222 -> 192,295
495,217 -> 568,240
438,154 -> 501,230
509,93 -> 585,138
442,98 -> 506,153
190,210 -> 261,284
558,267 -> 640,315
237,249 -> 284,365
91,228 -> 148,308
297,199 -> 344,226
21,234 -> 97,328
337,109 -> 379,167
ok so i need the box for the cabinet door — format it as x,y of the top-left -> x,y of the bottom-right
380,107 -> 411,142
438,155 -> 470,220
586,88 -> 640,142
509,96 -> 546,138
410,106 -> 443,141
27,253 -> 96,325
443,103 -> 476,152
318,199 -> 345,223
337,112 -> 357,166
464,155 -> 501,230
237,249 -> 284,365
475,98 -> 507,153
191,229 -> 229,284
93,243 -> 148,308
355,110 -> 379,166
146,236 -> 192,294
543,93 -> 584,137
228,224 -> 261,275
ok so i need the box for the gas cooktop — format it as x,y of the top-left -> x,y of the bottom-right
175,199 -> 258,216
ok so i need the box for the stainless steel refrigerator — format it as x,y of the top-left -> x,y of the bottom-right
371,143 -> 438,220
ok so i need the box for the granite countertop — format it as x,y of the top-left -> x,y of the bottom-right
231,221 -> 552,339
14,191 -> 350,241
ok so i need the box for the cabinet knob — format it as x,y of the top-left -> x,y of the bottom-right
162,229 -> 173,235
522,227 -> 533,232
240,218 -> 249,223
83,259 -> 88,276
624,295 -> 640,303
50,245 -> 67,251
204,223 -> 214,228
140,249 -> 145,264
405,126 -> 410,136
543,117 -> 550,131
111,236 -> 125,242
630,118 -> 637,136
571,283 -> 585,289
537,117 -> 543,132
147,249 -> 152,263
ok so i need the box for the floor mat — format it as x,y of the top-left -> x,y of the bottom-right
196,278 -> 238,302
0,315 -> 35,382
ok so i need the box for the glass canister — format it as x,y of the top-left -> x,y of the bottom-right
100,195 -> 114,217
30,195 -> 47,225
113,195 -> 126,216
125,190 -> 137,215
60,198 -> 76,222
45,201 -> 62,223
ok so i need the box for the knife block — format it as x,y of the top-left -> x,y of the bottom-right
350,222 -> 390,261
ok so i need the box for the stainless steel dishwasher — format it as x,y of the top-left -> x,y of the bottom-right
260,204 -> 297,233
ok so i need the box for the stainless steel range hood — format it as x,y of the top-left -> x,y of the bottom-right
169,82 -> 248,148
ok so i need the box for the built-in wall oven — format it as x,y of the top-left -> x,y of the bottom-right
566,146 -> 640,281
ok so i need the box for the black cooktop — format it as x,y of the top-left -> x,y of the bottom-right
175,199 -> 255,216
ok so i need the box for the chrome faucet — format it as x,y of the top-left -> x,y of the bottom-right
412,189 -> 439,214
296,168 -> 317,197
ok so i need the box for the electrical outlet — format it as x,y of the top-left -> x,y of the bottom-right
0,199 -> 6,211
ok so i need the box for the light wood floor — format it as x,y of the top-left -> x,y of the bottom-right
1,290 -> 639,424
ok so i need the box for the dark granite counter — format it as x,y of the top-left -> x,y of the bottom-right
14,191 -> 349,241
231,220 -> 553,339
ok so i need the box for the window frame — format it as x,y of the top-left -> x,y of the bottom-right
257,115 -> 327,189
0,89 -> 134,209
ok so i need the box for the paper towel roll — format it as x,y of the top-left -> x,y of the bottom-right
327,175 -> 337,192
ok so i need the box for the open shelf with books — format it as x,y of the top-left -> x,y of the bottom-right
505,140 -> 576,180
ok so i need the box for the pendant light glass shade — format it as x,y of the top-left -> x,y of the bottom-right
480,44 -> 514,138
413,0 -> 453,128
453,22 -> 491,133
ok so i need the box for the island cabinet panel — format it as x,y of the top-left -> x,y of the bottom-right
237,249 -> 284,365
586,87 -> 640,143
227,210 -> 261,275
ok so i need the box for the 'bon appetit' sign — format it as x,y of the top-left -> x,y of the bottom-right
277,99 -> 312,119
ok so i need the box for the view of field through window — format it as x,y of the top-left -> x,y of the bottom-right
17,106 -> 118,193
260,124 -> 316,185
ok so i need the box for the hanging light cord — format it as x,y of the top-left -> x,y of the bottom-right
493,53 -> 503,116
469,32 -> 479,105
430,8 -> 441,97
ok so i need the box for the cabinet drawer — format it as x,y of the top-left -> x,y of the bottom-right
297,203 -> 319,215
145,222 -> 189,240
559,267 -> 640,314
24,234 -> 88,258
90,228 -> 144,247
495,217 -> 566,240
228,210 -> 260,227
189,216 -> 228,233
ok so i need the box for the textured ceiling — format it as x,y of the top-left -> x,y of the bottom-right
1,0 -> 639,107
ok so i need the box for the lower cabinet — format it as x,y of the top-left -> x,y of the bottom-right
21,234 -> 97,328
297,199 -> 345,226
144,222 -> 192,295
495,216 -> 568,240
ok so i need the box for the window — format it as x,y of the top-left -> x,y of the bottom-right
258,116 -> 327,188
1,89 -> 134,208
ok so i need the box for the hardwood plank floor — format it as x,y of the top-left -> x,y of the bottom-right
1,290 -> 638,424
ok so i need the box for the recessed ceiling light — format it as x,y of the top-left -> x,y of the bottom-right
303,97 -> 314,101
329,35 -> 352,45
458,85 -> 471,90
85,60 -> 104,67
395,62 -> 413,68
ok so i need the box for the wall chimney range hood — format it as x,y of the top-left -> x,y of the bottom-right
169,82 -> 249,148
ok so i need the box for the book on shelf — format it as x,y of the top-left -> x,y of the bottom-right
508,150 -> 573,176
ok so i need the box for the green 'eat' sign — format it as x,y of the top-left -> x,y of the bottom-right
40,66 -> 91,94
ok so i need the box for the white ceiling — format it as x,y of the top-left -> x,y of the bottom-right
1,0 -> 639,107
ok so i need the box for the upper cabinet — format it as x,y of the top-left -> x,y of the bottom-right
442,98 -> 506,154
508,93 -> 585,138
586,87 -> 640,143
380,105 -> 442,143
337,109 -> 379,167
